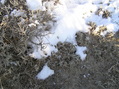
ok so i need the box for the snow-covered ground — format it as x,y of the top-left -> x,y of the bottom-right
4,0 -> 119,80
27,0 -> 119,60
24,0 -> 119,80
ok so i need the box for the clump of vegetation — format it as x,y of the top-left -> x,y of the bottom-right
87,23 -> 109,36
95,8 -> 111,18
0,1 -> 29,68
87,21 -> 97,33
75,32 -> 89,46
102,10 -> 111,18
95,8 -> 103,15
0,0 -> 54,89
48,42 -> 80,68
114,30 -> 119,39
97,25 -> 107,35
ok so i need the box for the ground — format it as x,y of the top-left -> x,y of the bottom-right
0,0 -> 119,89
1,28 -> 119,89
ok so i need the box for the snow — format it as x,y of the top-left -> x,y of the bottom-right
29,44 -> 58,59
36,64 -> 54,80
76,46 -> 87,60
26,0 -> 119,59
26,0 -> 43,10
0,0 -> 5,4
28,23 -> 36,27
10,9 -> 25,17
43,1 -> 56,13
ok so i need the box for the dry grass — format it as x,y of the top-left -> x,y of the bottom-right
0,0 -> 119,89
0,0 -> 52,89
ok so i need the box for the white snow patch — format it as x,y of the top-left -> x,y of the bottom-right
36,64 -> 54,80
28,20 -> 40,27
34,20 -> 40,24
28,23 -> 36,27
10,9 -> 25,17
43,1 -> 55,13
26,0 -> 43,10
76,46 -> 87,60
29,44 -> 58,59
0,0 -> 5,4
